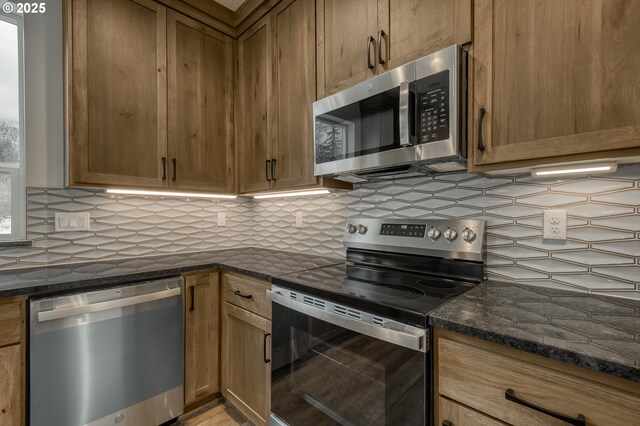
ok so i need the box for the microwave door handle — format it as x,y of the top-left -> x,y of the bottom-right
399,80 -> 411,146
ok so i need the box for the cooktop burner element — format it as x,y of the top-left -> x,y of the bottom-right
346,267 -> 404,284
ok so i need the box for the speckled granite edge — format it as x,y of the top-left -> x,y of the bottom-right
429,281 -> 640,384
429,315 -> 640,383
0,248 -> 343,298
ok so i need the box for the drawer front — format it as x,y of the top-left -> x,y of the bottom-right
439,397 -> 504,426
0,300 -> 23,347
222,273 -> 271,319
438,337 -> 640,426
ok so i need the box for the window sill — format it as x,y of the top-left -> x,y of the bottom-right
0,240 -> 32,248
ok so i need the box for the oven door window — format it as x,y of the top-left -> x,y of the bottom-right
315,87 -> 401,164
271,302 -> 426,426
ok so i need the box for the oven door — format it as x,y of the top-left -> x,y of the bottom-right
313,61 -> 416,177
268,287 -> 429,426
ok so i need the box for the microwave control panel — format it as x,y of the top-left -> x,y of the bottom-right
416,70 -> 450,143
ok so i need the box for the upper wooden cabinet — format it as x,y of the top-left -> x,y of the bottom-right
68,0 -> 235,193
470,0 -> 640,171
377,0 -> 471,72
167,12 -> 235,193
270,0 -> 318,190
238,0 -> 324,193
68,0 -> 167,188
237,20 -> 272,194
316,0 -> 472,97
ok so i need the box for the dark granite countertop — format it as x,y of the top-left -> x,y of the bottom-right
0,247 -> 342,298
429,280 -> 640,383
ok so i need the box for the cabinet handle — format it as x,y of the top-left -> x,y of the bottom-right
271,158 -> 277,181
189,286 -> 195,311
366,35 -> 374,69
442,421 -> 452,426
233,290 -> 253,299
161,157 -> 167,180
172,158 -> 177,181
505,388 -> 586,426
265,160 -> 271,181
377,30 -> 386,65
263,332 -> 271,363
477,107 -> 486,151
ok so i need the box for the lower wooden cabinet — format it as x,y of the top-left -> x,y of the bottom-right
439,397 -> 504,426
184,272 -> 220,406
0,297 -> 25,426
0,345 -> 22,426
221,299 -> 271,426
436,329 -> 640,426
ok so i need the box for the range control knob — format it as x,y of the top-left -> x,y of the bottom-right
358,224 -> 368,234
347,224 -> 357,234
461,227 -> 476,243
444,227 -> 458,241
427,226 -> 441,240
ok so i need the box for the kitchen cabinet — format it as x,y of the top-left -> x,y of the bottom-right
167,12 -> 235,193
68,0 -> 167,188
470,0 -> 640,172
0,297 -> 25,426
316,0 -> 471,97
435,329 -> 640,426
68,0 -> 235,193
238,0 -> 320,193
221,273 -> 271,426
237,19 -> 271,193
184,272 -> 220,407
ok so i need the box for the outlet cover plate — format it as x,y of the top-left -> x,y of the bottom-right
543,210 -> 566,240
55,212 -> 91,232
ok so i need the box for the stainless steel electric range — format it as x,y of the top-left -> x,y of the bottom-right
268,218 -> 486,426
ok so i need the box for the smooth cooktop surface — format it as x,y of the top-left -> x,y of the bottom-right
273,263 -> 477,327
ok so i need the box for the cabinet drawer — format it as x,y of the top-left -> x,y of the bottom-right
438,336 -> 640,426
439,397 -> 504,426
0,300 -> 23,347
222,273 -> 271,319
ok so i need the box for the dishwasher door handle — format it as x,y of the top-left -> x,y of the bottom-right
37,287 -> 182,322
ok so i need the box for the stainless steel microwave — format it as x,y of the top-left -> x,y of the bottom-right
313,45 -> 467,183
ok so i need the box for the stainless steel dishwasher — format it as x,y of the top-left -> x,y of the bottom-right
29,277 -> 184,426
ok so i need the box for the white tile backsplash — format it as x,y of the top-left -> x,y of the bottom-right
0,164 -> 638,299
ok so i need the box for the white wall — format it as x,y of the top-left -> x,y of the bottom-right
24,0 -> 65,188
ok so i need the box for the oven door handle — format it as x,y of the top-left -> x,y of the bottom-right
267,288 -> 427,352
399,80 -> 412,147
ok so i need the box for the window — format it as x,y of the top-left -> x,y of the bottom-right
0,3 -> 25,240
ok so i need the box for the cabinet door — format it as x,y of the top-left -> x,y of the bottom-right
0,345 -> 21,426
70,0 -> 167,188
316,0 -> 378,98
377,0 -> 471,71
271,0 -> 318,189
237,20 -> 273,193
221,302 -> 271,426
167,12 -> 235,193
471,0 -> 640,170
184,273 -> 220,405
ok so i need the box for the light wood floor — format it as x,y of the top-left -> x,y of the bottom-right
175,400 -> 252,426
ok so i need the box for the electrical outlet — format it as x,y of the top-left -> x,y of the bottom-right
217,212 -> 226,226
295,212 -> 303,228
543,210 -> 566,240
55,213 -> 90,232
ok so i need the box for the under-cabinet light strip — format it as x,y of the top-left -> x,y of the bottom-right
253,189 -> 330,199
531,162 -> 617,177
106,189 -> 237,199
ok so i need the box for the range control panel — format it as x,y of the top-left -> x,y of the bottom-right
417,70 -> 450,144
344,218 -> 485,262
